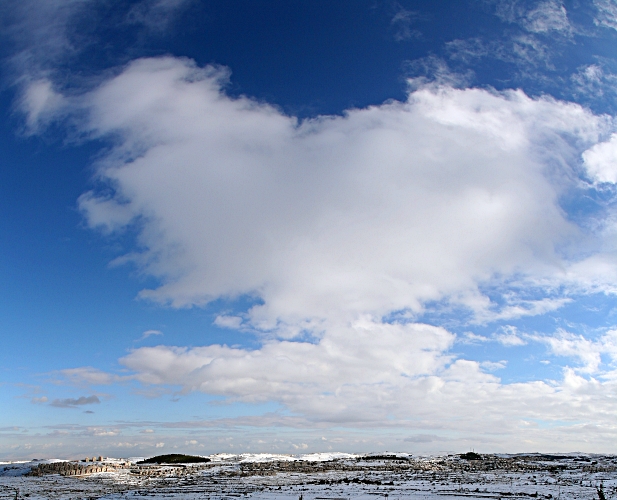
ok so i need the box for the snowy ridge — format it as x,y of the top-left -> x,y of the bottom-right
207,452 -> 359,463
0,453 -> 615,499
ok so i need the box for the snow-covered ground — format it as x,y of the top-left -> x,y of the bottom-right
0,453 -> 615,500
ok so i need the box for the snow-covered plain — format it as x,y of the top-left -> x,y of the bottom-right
0,453 -> 615,500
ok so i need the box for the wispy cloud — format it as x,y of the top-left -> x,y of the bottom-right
390,4 -> 421,41
57,367 -> 131,386
593,0 -> 617,30
447,0 -> 573,84
447,34 -> 555,72
461,327 -> 526,346
127,0 -> 194,31
480,360 -> 508,371
522,0 -> 571,34
1,0 -> 193,135
571,64 -> 617,102
493,0 -> 572,35
140,329 -> 164,340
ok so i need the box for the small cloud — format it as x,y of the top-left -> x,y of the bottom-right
19,79 -> 66,133
58,366 -> 129,386
494,332 -> 527,346
214,315 -> 243,329
461,332 -> 491,343
0,426 -> 21,432
478,298 -> 571,324
494,326 -> 527,346
582,133 -> 617,184
140,329 -> 163,340
481,360 -> 507,371
391,5 -> 421,41
31,396 -> 48,404
141,429 -> 155,433
50,395 -> 100,408
462,327 -> 527,347
405,55 -> 473,88
83,410 -> 95,414
155,442 -> 165,448
89,428 -> 119,436
404,434 -> 448,443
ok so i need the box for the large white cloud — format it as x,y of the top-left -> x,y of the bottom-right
78,57 -> 608,325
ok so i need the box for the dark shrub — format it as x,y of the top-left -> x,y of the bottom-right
137,454 -> 211,464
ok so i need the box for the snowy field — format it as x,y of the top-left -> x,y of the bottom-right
0,453 -> 615,500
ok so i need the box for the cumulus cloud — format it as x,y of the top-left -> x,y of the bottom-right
583,133 -> 617,184
214,315 -> 244,329
117,335 -> 617,438
121,318 -> 455,421
532,329 -> 617,373
75,57 -> 609,324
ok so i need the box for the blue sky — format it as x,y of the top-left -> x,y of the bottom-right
2,0 -> 617,460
